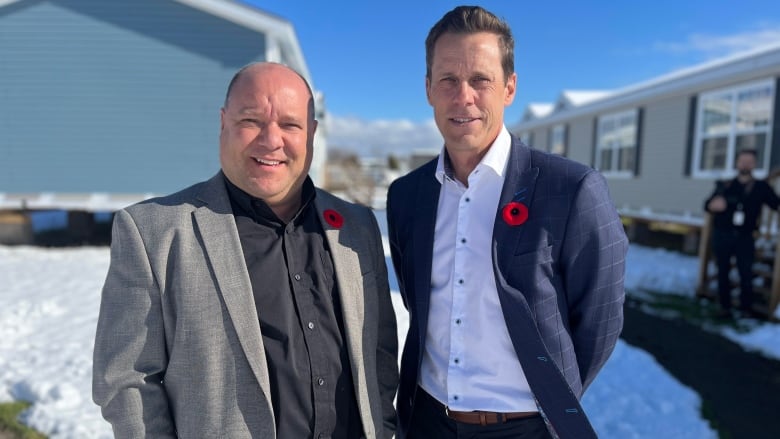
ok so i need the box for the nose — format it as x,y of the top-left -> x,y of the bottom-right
452,81 -> 475,106
256,122 -> 284,149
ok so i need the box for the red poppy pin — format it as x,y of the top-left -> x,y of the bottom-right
323,209 -> 344,229
502,201 -> 529,226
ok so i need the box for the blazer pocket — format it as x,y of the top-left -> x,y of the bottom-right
503,245 -> 556,292
512,245 -> 553,266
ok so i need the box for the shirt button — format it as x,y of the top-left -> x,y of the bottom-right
465,197 -> 470,202
458,279 -> 464,285
294,274 -> 301,281
455,319 -> 461,325
308,322 -> 315,330
453,395 -> 459,401
460,238 -> 466,244
454,358 -> 460,364
318,378 -> 325,386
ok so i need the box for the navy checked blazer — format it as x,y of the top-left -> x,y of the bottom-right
386,136 -> 628,438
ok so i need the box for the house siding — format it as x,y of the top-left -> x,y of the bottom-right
512,56 -> 780,218
563,116 -> 593,165
528,128 -> 548,153
0,0 -> 268,194
605,96 -> 713,214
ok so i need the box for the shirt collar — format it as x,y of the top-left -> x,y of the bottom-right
223,171 -> 316,225
435,125 -> 512,184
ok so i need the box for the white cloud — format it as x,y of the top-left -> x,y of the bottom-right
324,115 -> 442,157
654,24 -> 780,57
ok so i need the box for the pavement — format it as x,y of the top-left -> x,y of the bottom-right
621,301 -> 780,439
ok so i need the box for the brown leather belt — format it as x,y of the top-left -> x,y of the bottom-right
420,387 -> 539,426
446,408 -> 540,426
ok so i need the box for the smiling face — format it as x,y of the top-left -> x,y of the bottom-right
426,31 -> 516,158
219,64 -> 317,217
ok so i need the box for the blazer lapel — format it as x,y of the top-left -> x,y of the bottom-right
411,164 -> 440,339
493,138 -> 539,265
313,194 -> 376,434
192,174 -> 273,407
315,197 -> 365,367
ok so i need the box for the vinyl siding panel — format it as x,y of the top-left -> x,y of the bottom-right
562,116 -> 593,166
604,96 -> 713,214
530,128 -> 547,152
0,0 -> 268,193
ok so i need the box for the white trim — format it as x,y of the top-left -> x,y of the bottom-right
596,109 -> 639,177
691,78 -> 775,179
602,171 -> 635,179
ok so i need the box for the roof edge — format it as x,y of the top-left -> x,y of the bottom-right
515,42 -> 780,130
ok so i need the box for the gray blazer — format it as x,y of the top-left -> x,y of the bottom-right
93,173 -> 399,438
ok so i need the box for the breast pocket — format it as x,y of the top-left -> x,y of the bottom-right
513,245 -> 553,265
504,245 -> 556,294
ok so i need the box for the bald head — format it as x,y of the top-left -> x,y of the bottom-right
224,62 -> 315,119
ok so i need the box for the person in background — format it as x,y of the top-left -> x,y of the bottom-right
92,62 -> 398,439
386,5 -> 628,439
705,148 -> 780,318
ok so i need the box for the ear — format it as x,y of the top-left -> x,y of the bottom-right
220,107 -> 226,132
504,73 -> 517,107
504,72 -> 517,106
425,76 -> 432,105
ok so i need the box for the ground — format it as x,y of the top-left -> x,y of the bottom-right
621,298 -> 780,439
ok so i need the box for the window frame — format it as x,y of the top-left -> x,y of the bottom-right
691,78 -> 775,179
549,124 -> 567,156
595,108 -> 639,178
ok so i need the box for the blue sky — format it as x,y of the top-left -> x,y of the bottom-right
246,1 -> 780,155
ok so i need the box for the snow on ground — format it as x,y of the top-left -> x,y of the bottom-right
625,244 -> 780,361
9,237 -> 780,438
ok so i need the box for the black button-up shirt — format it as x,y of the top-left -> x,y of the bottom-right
225,174 -> 363,439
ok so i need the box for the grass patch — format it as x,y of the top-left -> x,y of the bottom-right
0,402 -> 47,439
626,290 -> 761,332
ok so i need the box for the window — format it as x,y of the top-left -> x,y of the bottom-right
692,79 -> 775,178
596,109 -> 638,177
520,131 -> 533,147
549,124 -> 566,155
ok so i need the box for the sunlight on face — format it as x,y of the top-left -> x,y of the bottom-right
426,32 -> 516,157
219,64 -> 317,213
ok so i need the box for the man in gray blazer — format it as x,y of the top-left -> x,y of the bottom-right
387,6 -> 627,439
93,62 -> 398,438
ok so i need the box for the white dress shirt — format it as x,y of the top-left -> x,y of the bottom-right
420,126 -> 536,412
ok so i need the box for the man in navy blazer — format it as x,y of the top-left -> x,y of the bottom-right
387,6 -> 628,438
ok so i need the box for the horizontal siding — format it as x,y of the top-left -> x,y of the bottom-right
605,96 -> 713,214
0,0 -> 268,193
563,116 -> 593,166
